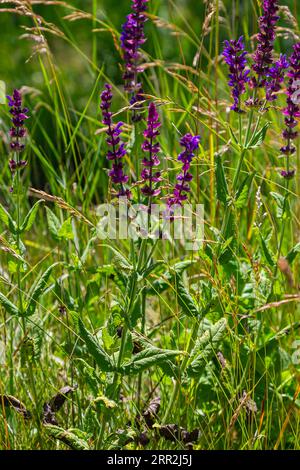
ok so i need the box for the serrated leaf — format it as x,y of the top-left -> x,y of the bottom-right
0,292 -> 20,316
0,203 -> 16,233
216,156 -> 229,204
58,217 -> 74,240
120,347 -> 183,375
175,274 -> 199,317
187,318 -> 227,376
24,263 -> 58,316
286,242 -> 300,265
45,425 -> 89,450
235,173 -> 255,209
247,122 -> 270,149
78,318 -> 114,372
20,199 -> 44,233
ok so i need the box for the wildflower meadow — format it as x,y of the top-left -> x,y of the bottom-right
0,0 -> 300,454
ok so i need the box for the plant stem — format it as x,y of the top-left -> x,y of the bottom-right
162,319 -> 199,423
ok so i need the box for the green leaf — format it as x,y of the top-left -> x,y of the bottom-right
102,244 -> 133,273
20,200 -> 44,233
216,156 -> 229,204
58,217 -> 74,240
46,207 -> 61,240
0,203 -> 16,233
270,192 -> 285,219
286,242 -> 300,265
141,261 -> 165,279
247,122 -> 270,149
187,318 -> 227,376
235,173 -> 255,209
175,274 -> 199,317
78,318 -> 114,372
260,233 -> 275,267
24,263 -> 58,316
0,292 -> 20,316
45,425 -> 89,450
120,347 -> 183,375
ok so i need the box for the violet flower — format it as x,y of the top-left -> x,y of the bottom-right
100,84 -> 131,198
141,102 -> 161,197
280,43 -> 300,179
120,0 -> 148,118
7,89 -> 29,178
252,0 -> 280,87
266,54 -> 289,101
167,133 -> 201,208
223,36 -> 250,113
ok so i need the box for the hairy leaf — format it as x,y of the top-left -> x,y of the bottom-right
45,425 -> 89,450
120,347 -> 183,375
175,274 -> 199,317
187,318 -> 227,376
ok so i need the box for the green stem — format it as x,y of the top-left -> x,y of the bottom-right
271,154 -> 291,292
162,319 -> 199,423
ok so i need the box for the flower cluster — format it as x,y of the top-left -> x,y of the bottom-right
141,102 -> 161,197
120,0 -> 148,98
266,54 -> 289,101
100,84 -> 131,197
280,42 -> 300,179
7,89 -> 29,178
223,36 -> 250,113
252,0 -> 279,87
167,134 -> 201,208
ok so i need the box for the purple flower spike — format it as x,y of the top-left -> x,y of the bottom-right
223,36 -> 250,113
252,0 -> 280,87
121,0 -> 148,119
7,89 -> 29,183
7,89 -> 29,154
266,54 -> 289,101
280,43 -> 300,160
141,102 -> 161,198
167,133 -> 201,208
100,84 -> 131,198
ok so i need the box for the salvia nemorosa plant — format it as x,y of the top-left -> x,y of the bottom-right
280,42 -> 300,179
266,54 -> 289,102
251,0 -> 280,88
7,89 -> 29,191
167,134 -> 201,208
121,0 -> 148,120
222,37 -> 250,113
141,102 -> 161,198
100,84 -> 131,198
